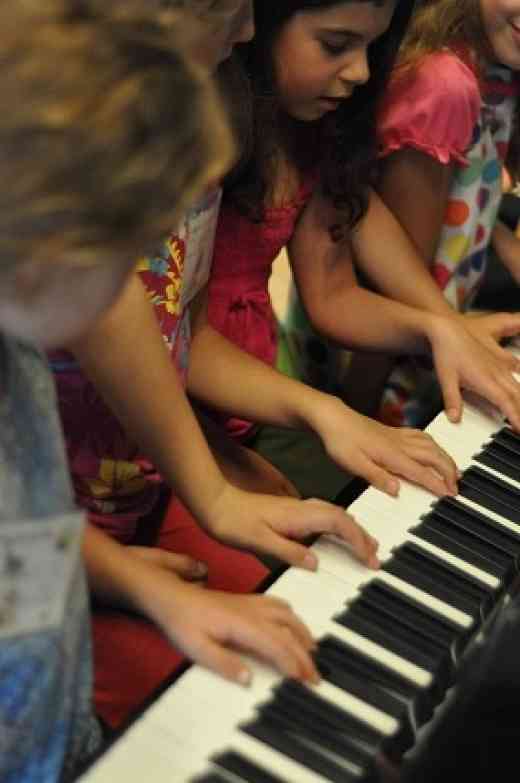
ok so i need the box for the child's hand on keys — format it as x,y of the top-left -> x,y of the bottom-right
428,315 -> 520,430
146,578 -> 320,687
461,311 -> 520,372
205,486 -> 380,571
308,395 -> 458,498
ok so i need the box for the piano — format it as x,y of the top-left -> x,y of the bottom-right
80,359 -> 520,783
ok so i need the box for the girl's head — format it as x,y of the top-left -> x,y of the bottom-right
254,1 -> 398,122
67,1 -> 255,71
398,0 -> 520,71
0,1 -> 233,347
229,0 -> 415,231
157,0 -> 255,70
482,2 -> 520,69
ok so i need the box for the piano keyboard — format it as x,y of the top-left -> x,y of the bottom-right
81,378 -> 520,783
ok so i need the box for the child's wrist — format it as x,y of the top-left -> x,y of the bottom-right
421,312 -> 452,356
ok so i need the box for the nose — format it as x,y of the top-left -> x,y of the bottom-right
340,47 -> 370,87
233,0 -> 255,46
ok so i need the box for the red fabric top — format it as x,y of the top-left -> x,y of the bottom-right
208,179 -> 314,438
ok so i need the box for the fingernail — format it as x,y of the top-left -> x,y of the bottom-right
387,480 -> 399,496
302,552 -> 318,571
237,668 -> 252,687
447,408 -> 458,422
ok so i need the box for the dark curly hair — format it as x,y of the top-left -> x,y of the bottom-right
225,0 -> 416,239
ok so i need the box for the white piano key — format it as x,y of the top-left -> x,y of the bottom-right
456,494 -> 520,536
322,621 -> 432,689
271,567 -> 432,688
471,461 -> 520,493
311,678 -> 399,736
84,393 -> 518,782
312,536 -> 473,629
369,570 -> 472,629
344,500 -> 500,589
407,534 -> 499,589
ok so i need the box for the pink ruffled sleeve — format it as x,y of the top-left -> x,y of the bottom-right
378,52 -> 481,166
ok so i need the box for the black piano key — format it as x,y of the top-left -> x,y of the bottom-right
389,541 -> 495,615
434,497 -> 520,554
271,679 -> 383,750
410,520 -> 506,578
191,775 -> 231,783
383,549 -> 482,620
241,716 -> 361,783
492,426 -> 520,455
284,654 -> 407,724
335,604 -> 442,674
459,466 -> 520,524
418,509 -> 517,578
259,699 -> 377,771
360,580 -> 461,648
212,750 -> 285,783
318,635 -> 420,705
314,646 -> 415,751
476,443 -> 520,483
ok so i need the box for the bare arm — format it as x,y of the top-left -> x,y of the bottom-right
289,178 -> 520,429
288,189 -> 439,353
375,147 -> 453,271
188,290 -> 457,498
68,273 -> 229,529
69,273 -> 381,571
491,219 -> 520,285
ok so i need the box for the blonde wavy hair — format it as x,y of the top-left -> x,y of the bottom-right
0,0 -> 234,267
396,0 -> 486,68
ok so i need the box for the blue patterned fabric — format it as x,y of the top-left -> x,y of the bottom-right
0,335 -> 100,782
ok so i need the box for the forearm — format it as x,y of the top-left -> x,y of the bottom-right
290,190 -> 447,354
491,220 -> 520,284
310,283 -> 438,354
68,274 -> 227,525
188,320 -> 327,430
351,190 -> 454,317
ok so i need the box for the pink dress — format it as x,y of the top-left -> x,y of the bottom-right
207,179 -> 314,438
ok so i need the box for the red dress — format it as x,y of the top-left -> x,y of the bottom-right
207,180 -> 315,438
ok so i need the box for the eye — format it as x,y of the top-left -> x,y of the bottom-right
320,39 -> 348,56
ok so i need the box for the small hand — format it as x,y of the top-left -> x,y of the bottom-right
430,316 -> 520,430
151,580 -> 320,687
314,396 -> 458,498
207,484 -> 380,571
462,311 -> 520,372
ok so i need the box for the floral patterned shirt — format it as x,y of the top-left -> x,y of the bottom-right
50,190 -> 222,541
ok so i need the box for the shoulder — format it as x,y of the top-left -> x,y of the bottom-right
387,51 -> 480,109
378,51 -> 481,165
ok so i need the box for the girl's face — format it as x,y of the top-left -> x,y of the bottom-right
481,0 -> 520,69
272,1 -> 396,122
197,1 -> 255,70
